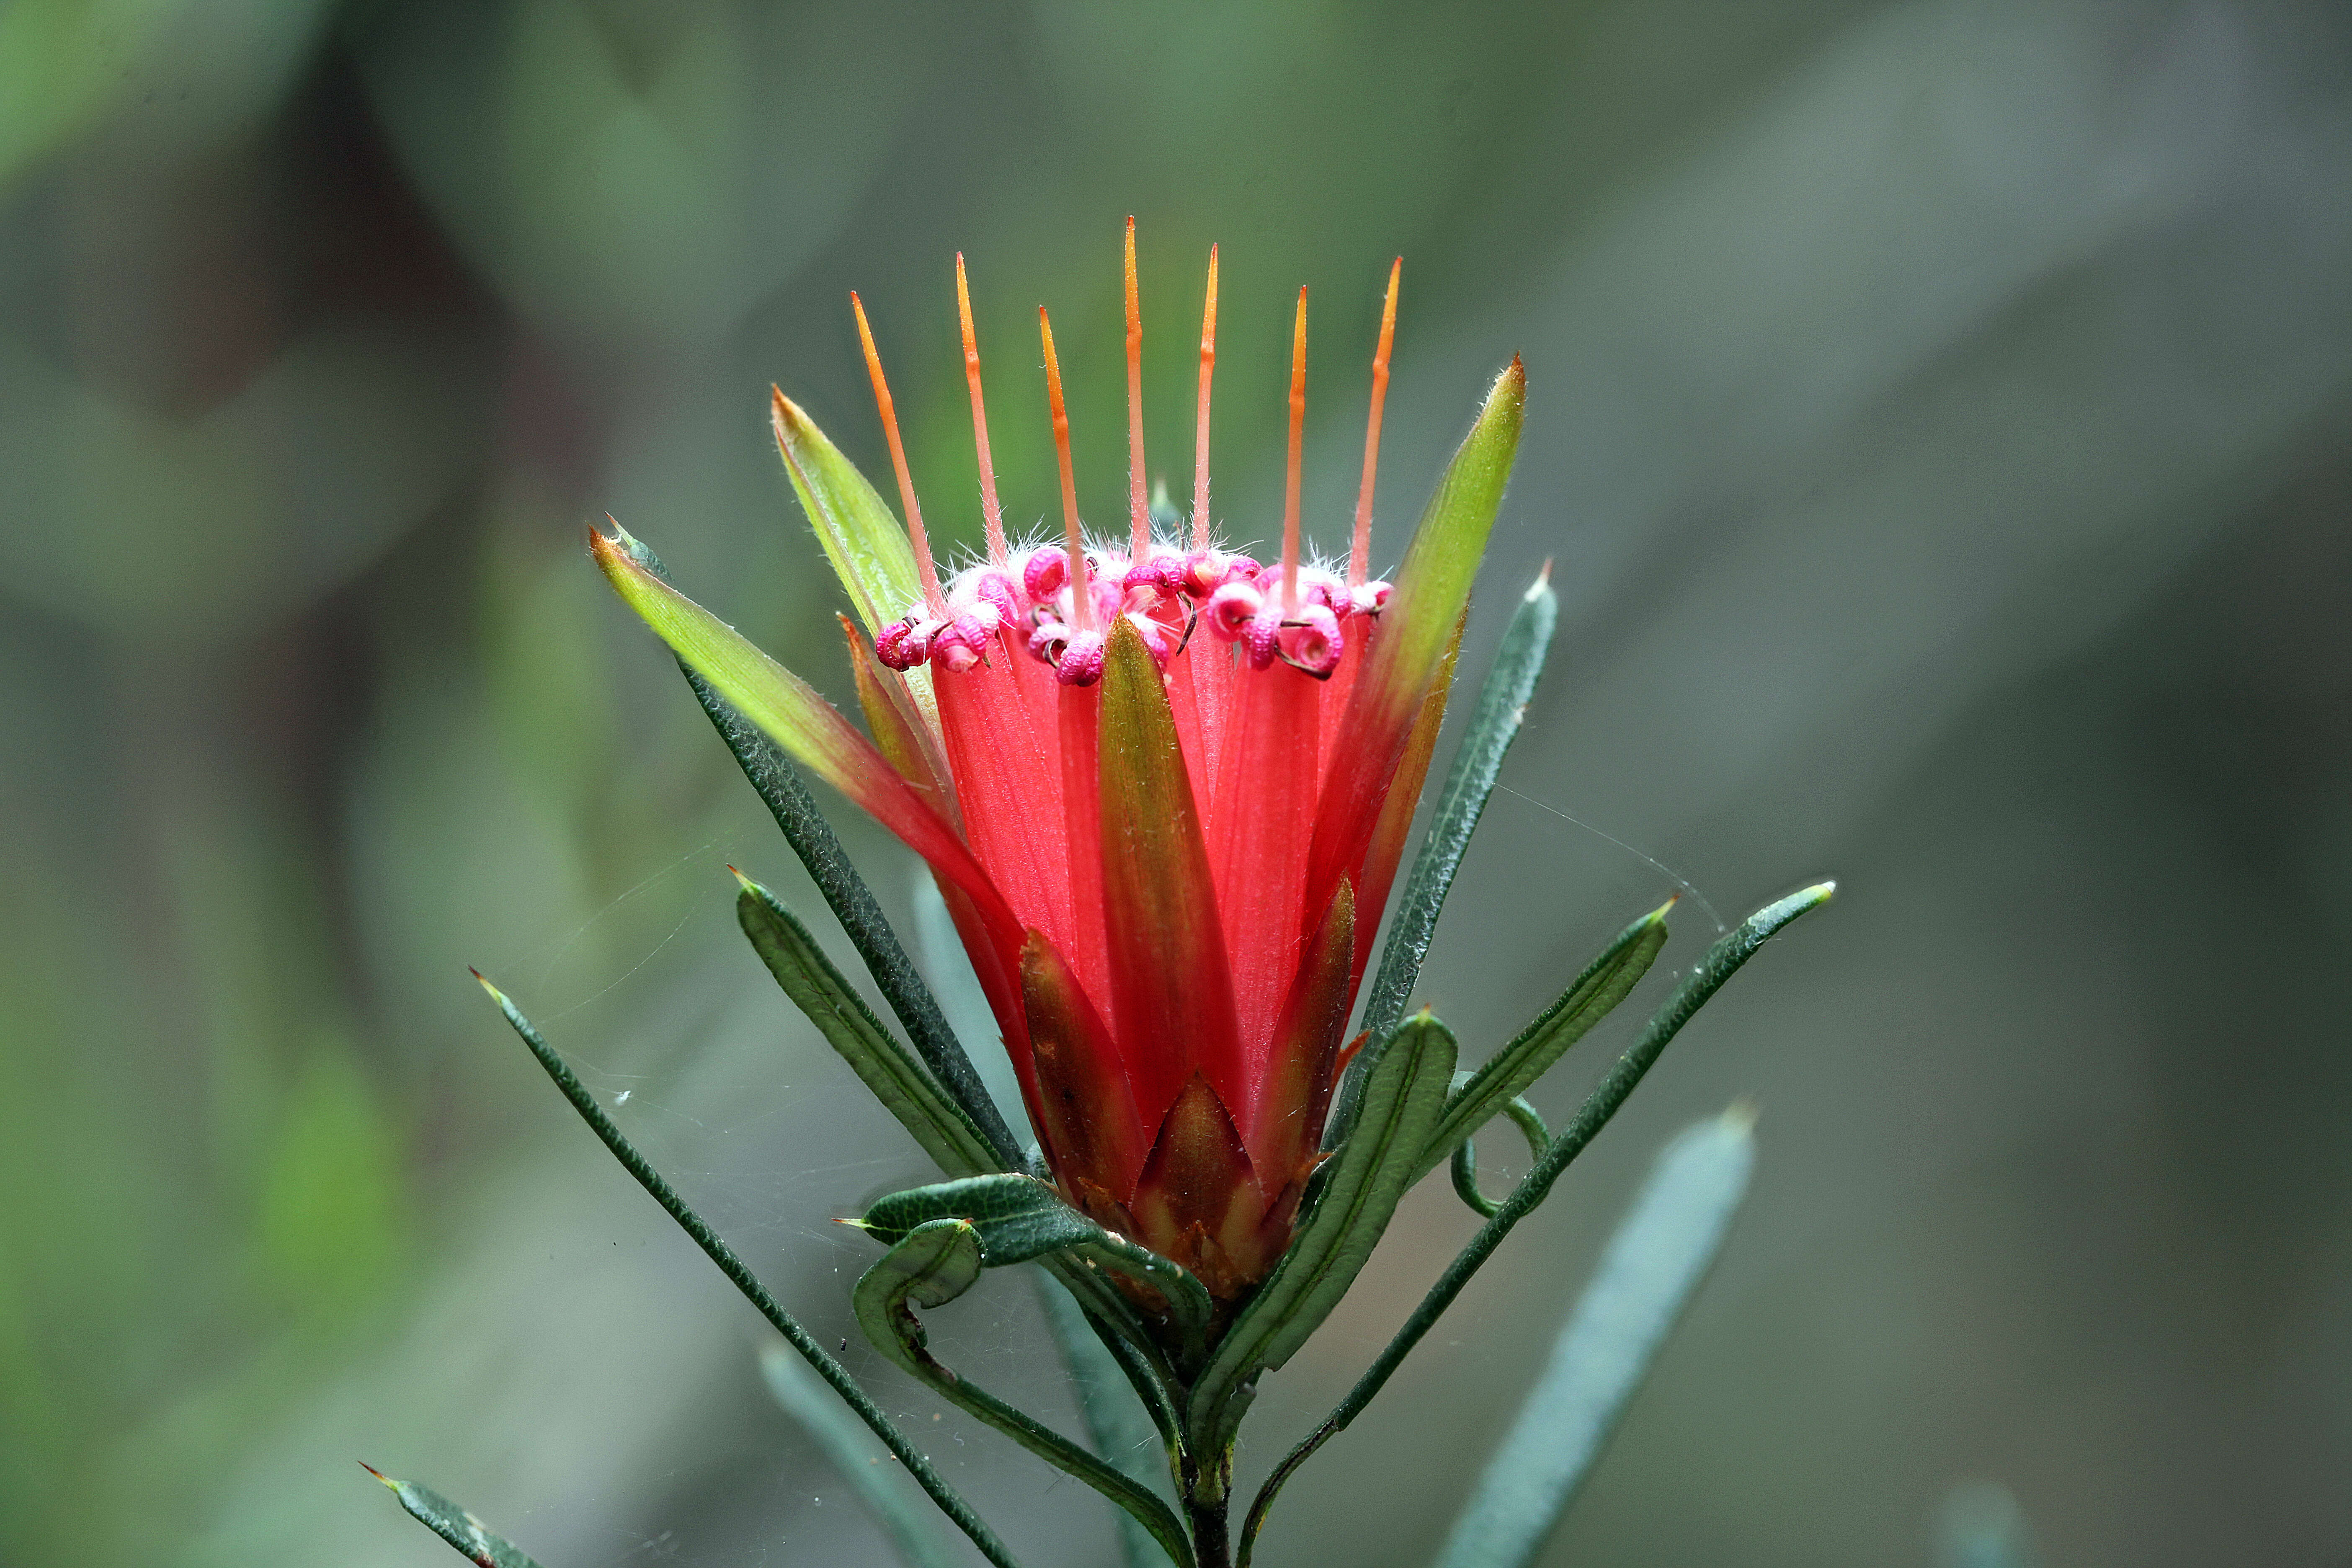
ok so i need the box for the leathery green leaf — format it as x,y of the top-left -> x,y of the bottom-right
855,1174 -> 1212,1361
473,977 -> 1023,1568
1359,564 -> 1558,1050
1236,883 -> 1832,1560
1187,1013 -> 1457,1458
771,387 -> 924,642
759,1344 -> 965,1568
1434,1110 -> 1756,1568
857,1221 -> 1198,1568
735,877 -> 1000,1179
1414,899 -> 1671,1183
364,1467 -> 543,1568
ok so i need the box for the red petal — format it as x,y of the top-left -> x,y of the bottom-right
1209,658 -> 1320,1060
934,636 -> 1075,957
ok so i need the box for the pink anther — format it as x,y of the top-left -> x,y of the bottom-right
1278,603 -> 1344,676
1055,628 -> 1107,686
1206,580 -> 1262,642
875,616 -> 932,671
1020,546 -> 1068,602
1350,580 -> 1392,617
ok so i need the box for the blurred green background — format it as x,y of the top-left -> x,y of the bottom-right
4,2 -> 2349,1564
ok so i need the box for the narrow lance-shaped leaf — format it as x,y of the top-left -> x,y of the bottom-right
1414,898 -> 1671,1183
734,876 -> 1000,1179
472,977 -> 1024,1568
1187,1013 -> 1457,1460
1359,564 -> 1558,1048
363,1466 -> 544,1568
1237,882 -> 1832,1561
856,1221 -> 1198,1568
616,529 -> 1014,1164
1035,1277 -> 1175,1568
1433,1109 -> 1756,1568
759,1344 -> 966,1568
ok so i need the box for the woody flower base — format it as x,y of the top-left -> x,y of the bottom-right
371,225 -> 1831,1568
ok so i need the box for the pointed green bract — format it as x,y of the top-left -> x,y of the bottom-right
1434,1111 -> 1756,1568
771,389 -> 924,641
590,528 -> 1019,948
365,1467 -> 544,1568
735,878 -> 1001,1179
856,1221 -> 1199,1568
1375,358 -> 1525,715
1305,360 -> 1525,936
1187,1013 -> 1457,1459
759,1345 -> 967,1568
615,529 -> 1017,1168
1415,900 -> 1671,1182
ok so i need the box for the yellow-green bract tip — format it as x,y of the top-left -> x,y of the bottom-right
728,865 -> 758,893
1645,895 -> 1679,925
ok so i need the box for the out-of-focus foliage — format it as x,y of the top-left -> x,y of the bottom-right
0,3 -> 2346,1566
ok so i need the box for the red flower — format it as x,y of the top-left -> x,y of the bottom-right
594,223 -> 1522,1297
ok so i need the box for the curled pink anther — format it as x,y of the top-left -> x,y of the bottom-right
1021,547 -> 1068,602
931,609 -> 996,673
875,616 -> 930,671
1027,620 -> 1070,665
1183,550 -> 1259,598
1242,606 -> 1283,670
1055,628 -> 1107,686
955,566 -> 1020,627
1278,603 -> 1343,677
1350,580 -> 1392,617
1206,580 -> 1262,642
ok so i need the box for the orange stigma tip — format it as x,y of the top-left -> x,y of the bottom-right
851,291 -> 945,611
1038,306 -> 1090,629
1123,216 -> 1148,560
1191,242 -> 1219,549
955,253 -> 1008,565
1349,256 -> 1400,588
1281,285 -> 1308,609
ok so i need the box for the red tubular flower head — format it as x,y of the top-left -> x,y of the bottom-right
594,229 -> 1523,1297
